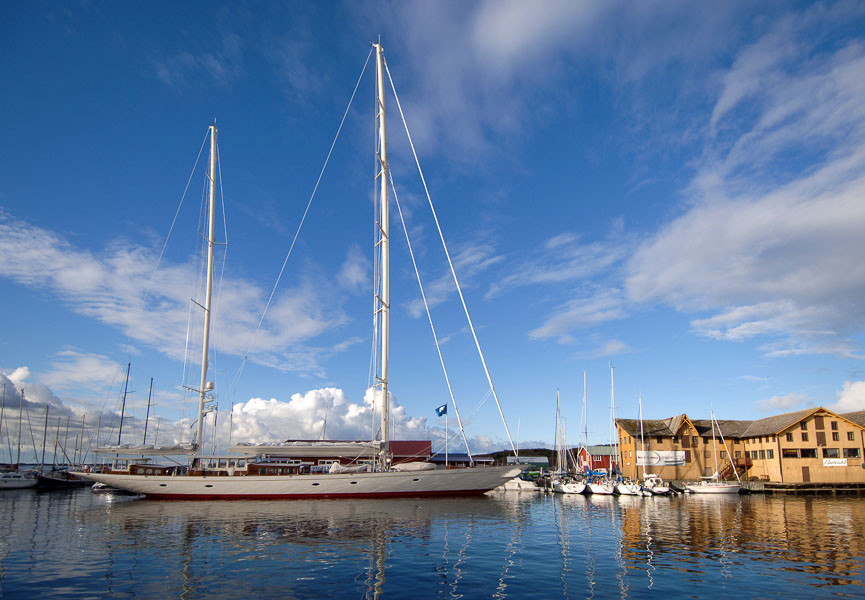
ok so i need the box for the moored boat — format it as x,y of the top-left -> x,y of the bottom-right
0,470 -> 37,490
72,43 -> 522,498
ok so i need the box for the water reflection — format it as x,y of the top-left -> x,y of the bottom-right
1,489 -> 864,598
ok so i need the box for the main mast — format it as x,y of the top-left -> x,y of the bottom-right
374,42 -> 390,467
195,122 -> 218,452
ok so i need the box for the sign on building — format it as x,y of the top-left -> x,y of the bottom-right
823,458 -> 848,467
637,450 -> 686,467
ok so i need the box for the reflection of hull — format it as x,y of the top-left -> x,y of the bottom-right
686,482 -> 741,494
71,465 -> 522,499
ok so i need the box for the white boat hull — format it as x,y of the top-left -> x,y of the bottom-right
686,482 -> 741,494
71,465 -> 522,499
552,480 -> 586,495
615,482 -> 641,496
587,481 -> 615,495
0,476 -> 37,489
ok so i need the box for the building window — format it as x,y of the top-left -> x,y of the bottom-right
801,433 -> 809,442
800,422 -> 807,431
656,437 -> 663,444
720,451 -> 726,459
672,437 -> 679,444
767,449 -> 774,459
844,448 -> 860,458
848,432 -> 856,441
786,433 -> 793,442
831,421 -> 838,431
750,450 -> 758,459
735,450 -> 742,458
832,432 -> 839,442
782,448 -> 799,458
822,448 -> 840,458
771,435 -> 776,442
758,450 -> 765,460
693,436 -> 699,445
800,448 -> 817,458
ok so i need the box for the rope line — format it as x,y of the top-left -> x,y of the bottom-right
383,57 -> 517,456
230,47 -> 374,396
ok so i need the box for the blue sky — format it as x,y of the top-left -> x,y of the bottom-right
2,1 -> 865,458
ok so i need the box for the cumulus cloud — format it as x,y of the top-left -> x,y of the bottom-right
833,380 -> 865,413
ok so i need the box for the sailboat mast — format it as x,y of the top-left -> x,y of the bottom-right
374,42 -> 390,467
583,370 -> 589,472
16,388 -> 24,466
711,407 -> 719,478
610,363 -> 616,475
117,362 -> 130,445
40,405 -> 49,469
195,123 -> 218,452
637,394 -> 646,479
143,377 -> 153,445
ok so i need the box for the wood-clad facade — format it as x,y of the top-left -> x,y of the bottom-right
616,407 -> 865,483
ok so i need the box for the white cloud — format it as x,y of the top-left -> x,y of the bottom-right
336,244 -> 369,294
529,289 -> 626,343
39,348 -> 122,390
757,392 -> 808,412
833,380 -> 865,413
486,231 -> 628,300
406,242 -> 503,318
625,18 -> 865,359
0,212 -> 351,376
574,339 -> 633,360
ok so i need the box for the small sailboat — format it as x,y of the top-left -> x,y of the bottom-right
550,390 -> 586,495
0,386 -> 37,490
74,43 -> 520,498
637,395 -> 670,495
686,409 -> 741,494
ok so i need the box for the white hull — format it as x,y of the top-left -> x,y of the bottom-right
686,482 -> 741,494
587,481 -> 615,495
615,481 -> 641,496
0,477 -> 37,489
502,477 -> 539,492
72,465 -> 522,499
552,480 -> 586,495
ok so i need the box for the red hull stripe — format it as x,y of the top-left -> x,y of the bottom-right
143,489 -> 492,501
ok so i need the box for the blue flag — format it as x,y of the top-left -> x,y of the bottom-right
435,404 -> 447,417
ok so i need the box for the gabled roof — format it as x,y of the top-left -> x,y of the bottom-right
738,408 -> 816,437
691,419 -> 753,438
616,418 -> 673,437
619,406 -> 865,441
842,411 -> 865,428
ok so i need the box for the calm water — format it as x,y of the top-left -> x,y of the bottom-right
0,488 -> 863,599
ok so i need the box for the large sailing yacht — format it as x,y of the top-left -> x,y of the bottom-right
74,43 -> 520,499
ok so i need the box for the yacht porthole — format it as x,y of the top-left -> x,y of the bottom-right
413,478 -> 420,482
350,481 -> 358,485
205,484 -> 213,488
159,484 -> 167,487
312,482 -> 320,486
